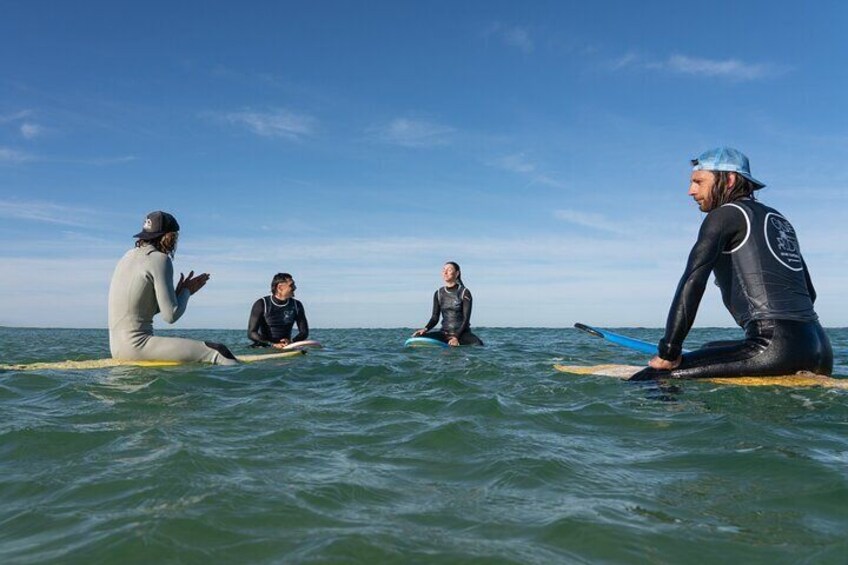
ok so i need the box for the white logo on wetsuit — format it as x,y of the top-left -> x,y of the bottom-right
765,212 -> 803,271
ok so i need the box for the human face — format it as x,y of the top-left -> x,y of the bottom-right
688,170 -> 716,212
275,279 -> 296,299
442,264 -> 458,285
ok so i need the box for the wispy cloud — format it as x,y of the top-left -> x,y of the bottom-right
20,123 -> 44,139
216,108 -> 316,140
553,209 -> 629,235
663,55 -> 781,80
0,110 -> 33,123
369,118 -> 455,148
610,52 -> 784,81
0,147 -> 35,163
497,152 -> 536,174
7,227 -> 844,328
0,230 -> 697,328
0,148 -> 136,166
0,199 -> 100,227
484,23 -> 534,54
61,155 -> 138,166
492,152 -> 567,189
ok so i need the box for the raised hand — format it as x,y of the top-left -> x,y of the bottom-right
178,271 -> 210,295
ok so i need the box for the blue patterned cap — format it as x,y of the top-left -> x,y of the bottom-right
691,147 -> 765,189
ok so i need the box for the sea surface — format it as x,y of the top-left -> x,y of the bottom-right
1,327 -> 846,564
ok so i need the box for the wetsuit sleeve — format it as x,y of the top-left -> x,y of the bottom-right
247,298 -> 270,345
152,254 -> 189,324
447,289 -> 473,338
658,207 -> 745,360
424,291 -> 440,331
292,300 -> 309,342
802,258 -> 817,304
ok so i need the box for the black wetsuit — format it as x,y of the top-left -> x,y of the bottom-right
421,284 -> 484,345
247,296 -> 309,346
633,198 -> 832,380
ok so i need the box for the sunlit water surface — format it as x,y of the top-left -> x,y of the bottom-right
1,327 -> 846,563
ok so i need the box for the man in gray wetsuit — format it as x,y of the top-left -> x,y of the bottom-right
108,211 -> 238,365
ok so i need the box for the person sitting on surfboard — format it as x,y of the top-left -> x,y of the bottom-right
108,211 -> 238,365
412,261 -> 483,346
634,147 -> 832,380
247,273 -> 309,349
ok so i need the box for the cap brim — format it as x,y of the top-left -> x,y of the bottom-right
741,173 -> 766,189
133,231 -> 165,239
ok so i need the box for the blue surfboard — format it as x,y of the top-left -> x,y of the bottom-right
404,336 -> 449,348
573,322 -> 689,355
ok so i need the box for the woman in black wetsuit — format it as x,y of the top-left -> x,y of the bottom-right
634,147 -> 832,380
412,261 -> 483,346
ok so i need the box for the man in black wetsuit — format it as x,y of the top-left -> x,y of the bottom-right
247,273 -> 309,348
634,147 -> 832,380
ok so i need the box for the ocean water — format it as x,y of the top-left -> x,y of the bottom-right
0,326 -> 846,564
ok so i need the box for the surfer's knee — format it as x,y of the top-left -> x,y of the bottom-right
204,341 -> 239,365
628,367 -> 666,381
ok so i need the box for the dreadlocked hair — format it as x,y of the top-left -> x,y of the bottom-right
709,171 -> 757,210
136,232 -> 178,258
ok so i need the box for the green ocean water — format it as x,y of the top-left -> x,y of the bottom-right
0,326 -> 846,564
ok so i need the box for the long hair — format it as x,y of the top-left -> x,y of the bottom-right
709,171 -> 757,210
136,232 -> 178,258
445,261 -> 464,287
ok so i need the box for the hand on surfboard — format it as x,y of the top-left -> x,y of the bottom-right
447,336 -> 460,347
412,328 -> 428,337
271,339 -> 291,350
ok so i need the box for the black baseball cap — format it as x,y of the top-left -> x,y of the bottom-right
133,211 -> 180,240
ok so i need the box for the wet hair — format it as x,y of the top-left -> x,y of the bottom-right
708,171 -> 757,211
445,261 -> 464,286
135,231 -> 178,258
270,272 -> 293,293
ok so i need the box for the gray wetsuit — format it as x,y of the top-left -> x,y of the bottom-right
108,246 -> 237,365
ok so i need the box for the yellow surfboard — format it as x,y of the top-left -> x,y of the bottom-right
0,350 -> 305,371
554,364 -> 848,389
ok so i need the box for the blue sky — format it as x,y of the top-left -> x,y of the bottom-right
2,0 -> 847,329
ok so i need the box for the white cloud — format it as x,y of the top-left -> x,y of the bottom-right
0,199 -> 101,227
503,27 -> 534,53
553,209 -> 629,235
219,108 -> 316,140
0,110 -> 32,123
370,118 -> 454,148
491,153 -> 567,189
65,155 -> 138,166
0,147 -> 34,163
611,53 -> 783,81
609,52 -> 640,71
2,226 -> 846,328
497,153 -> 536,174
664,55 -> 778,80
20,123 -> 44,139
484,23 -> 534,54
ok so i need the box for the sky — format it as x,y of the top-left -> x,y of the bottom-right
1,0 -> 847,330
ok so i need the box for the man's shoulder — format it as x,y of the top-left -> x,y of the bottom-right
700,204 -> 749,234
142,248 -> 170,267
709,202 -> 749,220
